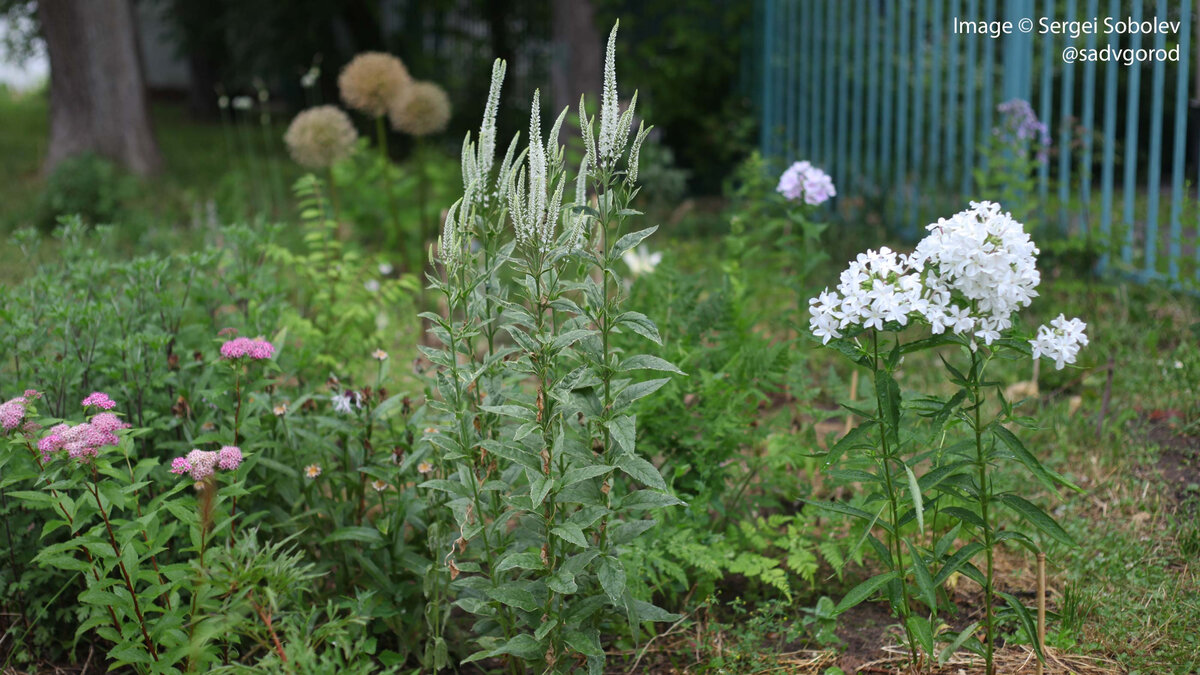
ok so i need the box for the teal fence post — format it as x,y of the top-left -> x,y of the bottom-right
1121,0 -> 1143,268
1168,0 -> 1192,282
1098,0 -> 1120,274
1143,0 -> 1168,277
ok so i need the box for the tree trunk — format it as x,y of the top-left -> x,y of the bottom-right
551,0 -> 602,144
39,0 -> 163,176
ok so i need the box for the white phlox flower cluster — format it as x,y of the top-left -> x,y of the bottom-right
910,201 -> 1040,344
810,202 -> 1080,359
1030,314 -> 1088,370
808,246 -> 924,344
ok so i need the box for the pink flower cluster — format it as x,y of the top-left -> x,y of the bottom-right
1,398 -> 28,431
220,337 -> 275,360
38,412 -> 131,462
170,445 -> 243,481
81,392 -> 117,410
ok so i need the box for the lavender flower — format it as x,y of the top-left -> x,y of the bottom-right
777,160 -> 837,206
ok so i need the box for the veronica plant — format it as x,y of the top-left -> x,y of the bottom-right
423,23 -> 682,674
808,201 -> 1087,674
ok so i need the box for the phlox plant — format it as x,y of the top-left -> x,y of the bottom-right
975,99 -> 1050,230
808,201 -> 1088,674
421,23 -> 683,674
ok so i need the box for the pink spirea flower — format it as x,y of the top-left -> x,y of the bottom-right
23,390 -> 41,400
38,420 -> 123,462
217,445 -> 243,470
185,449 -> 218,480
169,457 -> 192,475
89,412 -> 130,434
220,337 -> 275,360
0,397 -> 28,431
81,392 -> 117,410
777,160 -> 837,206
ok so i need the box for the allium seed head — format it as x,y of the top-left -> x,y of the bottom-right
338,52 -> 411,117
388,80 -> 452,137
284,105 -> 359,169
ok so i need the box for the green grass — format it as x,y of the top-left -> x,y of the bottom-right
0,88 -> 300,238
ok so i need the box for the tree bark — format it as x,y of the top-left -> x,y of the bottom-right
39,0 -> 163,176
551,0 -> 602,144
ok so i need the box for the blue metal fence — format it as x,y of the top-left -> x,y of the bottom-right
755,0 -> 1197,285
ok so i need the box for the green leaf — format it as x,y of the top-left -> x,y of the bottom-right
561,465 -> 613,487
611,225 -> 658,259
906,614 -> 935,657
614,378 -> 670,409
551,523 -> 589,548
905,539 -> 937,611
495,552 -> 545,572
488,633 -> 543,659
606,414 -> 636,454
615,454 -> 667,490
874,370 -> 901,444
997,591 -> 1044,661
564,628 -> 604,657
324,527 -> 384,545
835,571 -> 898,614
991,424 -> 1080,493
615,312 -> 662,344
486,587 -> 540,613
480,404 -> 535,421
938,620 -> 980,665
903,463 -> 925,534
619,354 -> 685,375
530,476 -> 554,508
997,494 -> 1074,546
597,555 -> 626,605
628,598 -> 680,623
824,421 -> 878,468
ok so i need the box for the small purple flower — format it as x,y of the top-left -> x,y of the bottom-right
996,99 -> 1051,162
81,392 -> 117,410
169,457 -> 192,475
777,160 -> 837,206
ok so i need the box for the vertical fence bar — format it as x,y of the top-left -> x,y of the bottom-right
837,0 -> 852,190
945,0 -> 961,187
896,0 -> 911,223
824,0 -> 837,169
1121,0 -> 1143,268
1168,0 -> 1191,282
852,0 -> 868,182
1098,0 -> 1119,273
809,0 -> 822,166
759,0 -> 774,161
1143,0 -> 1167,276
981,0 -> 996,165
798,0 -> 811,157
1078,0 -> 1099,235
930,0 -> 943,185
782,0 -> 792,158
909,0 -> 926,232
962,0 -> 979,195
867,3 -> 882,174
883,0 -> 896,179
1056,0 -> 1077,233
1038,0 -> 1054,205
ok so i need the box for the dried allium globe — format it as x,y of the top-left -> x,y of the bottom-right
284,106 -> 359,169
338,52 -> 411,118
388,80 -> 452,137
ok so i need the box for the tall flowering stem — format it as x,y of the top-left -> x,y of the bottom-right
426,28 -> 681,673
809,202 -> 1087,673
